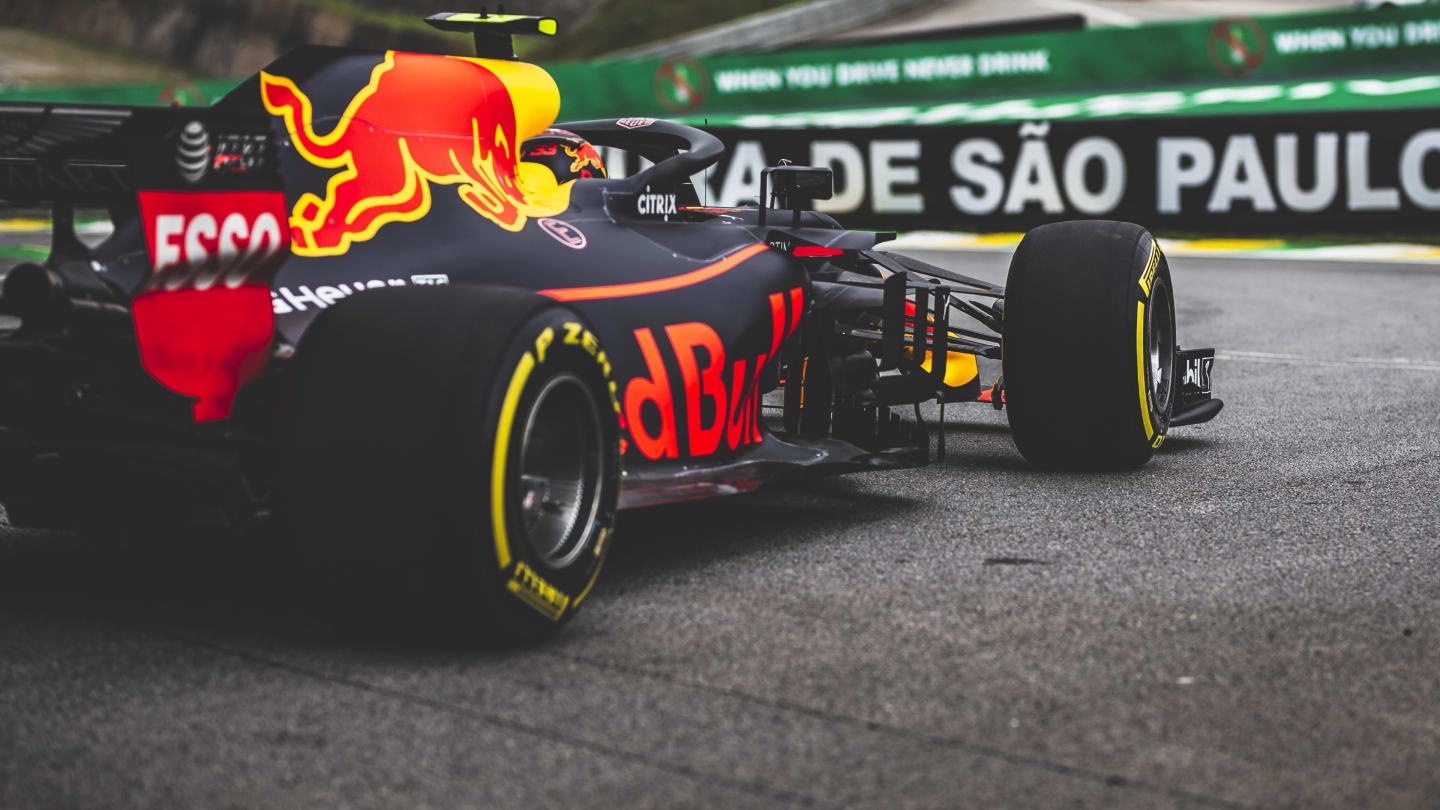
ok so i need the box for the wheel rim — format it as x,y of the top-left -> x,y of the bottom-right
1148,278 -> 1175,415
515,373 -> 604,569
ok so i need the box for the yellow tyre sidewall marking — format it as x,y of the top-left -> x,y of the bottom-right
1135,239 -> 1161,444
491,350 -> 536,571
506,561 -> 570,621
1136,301 -> 1155,443
1138,239 -> 1159,296
560,320 -> 616,613
572,526 -> 610,609
491,321 -> 617,622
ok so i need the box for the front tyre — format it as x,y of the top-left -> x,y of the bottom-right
1001,220 -> 1176,470
283,287 -> 621,644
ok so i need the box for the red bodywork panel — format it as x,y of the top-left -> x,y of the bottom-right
136,190 -> 290,421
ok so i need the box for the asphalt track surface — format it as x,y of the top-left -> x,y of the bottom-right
2,242 -> 1438,809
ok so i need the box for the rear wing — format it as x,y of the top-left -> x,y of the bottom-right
0,102 -> 292,422
0,103 -> 133,207
0,101 -> 280,210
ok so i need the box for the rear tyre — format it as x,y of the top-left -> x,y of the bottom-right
1001,220 -> 1176,470
282,286 -> 621,644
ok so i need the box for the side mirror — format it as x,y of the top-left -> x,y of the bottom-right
769,165 -> 833,203
758,164 -> 834,227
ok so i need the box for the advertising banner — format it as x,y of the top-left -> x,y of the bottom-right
545,5 -> 1440,121
7,7 -> 1440,126
651,108 -> 1440,235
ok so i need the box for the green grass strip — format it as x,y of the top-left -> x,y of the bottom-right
0,245 -> 50,261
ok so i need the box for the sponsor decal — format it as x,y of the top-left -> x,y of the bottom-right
261,50 -> 570,257
175,121 -> 210,184
1138,241 -> 1160,295
622,285 -> 803,460
506,561 -> 571,621
209,132 -> 270,177
1184,355 -> 1214,393
136,191 -> 291,421
635,190 -> 678,217
272,272 -> 449,313
145,201 -> 286,288
272,277 -> 419,314
538,217 -> 587,249
560,321 -> 620,415
616,117 -> 657,129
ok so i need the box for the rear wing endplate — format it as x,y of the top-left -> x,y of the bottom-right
0,101 -> 291,423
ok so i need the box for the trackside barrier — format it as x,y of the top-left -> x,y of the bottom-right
623,108 -> 1440,235
542,4 -> 1440,120
5,7 -> 1440,236
0,79 -> 240,107
6,5 -> 1440,121
605,0 -> 924,60
8,5 -> 1439,120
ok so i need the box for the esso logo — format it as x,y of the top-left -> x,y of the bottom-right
151,211 -> 283,283
139,191 -> 290,291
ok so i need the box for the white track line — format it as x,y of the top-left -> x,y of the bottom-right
885,233 -> 1440,264
1173,246 -> 1440,264
1218,350 -> 1440,372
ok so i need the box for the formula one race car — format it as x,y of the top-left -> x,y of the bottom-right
0,13 -> 1221,642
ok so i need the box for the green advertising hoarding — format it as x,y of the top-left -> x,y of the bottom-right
686,74 -> 1440,128
0,79 -> 241,107
545,5 -> 1440,120
4,4 -> 1440,123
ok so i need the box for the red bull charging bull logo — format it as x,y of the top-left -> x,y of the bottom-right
563,143 -> 605,179
261,51 -> 571,257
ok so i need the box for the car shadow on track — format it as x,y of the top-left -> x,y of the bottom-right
601,476 -> 919,591
0,521 -> 322,639
929,416 -> 1218,471
929,417 -> 1033,472
0,476 -> 921,650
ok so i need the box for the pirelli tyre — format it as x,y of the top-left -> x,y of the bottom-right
1001,220 -> 1176,470
282,285 -> 621,644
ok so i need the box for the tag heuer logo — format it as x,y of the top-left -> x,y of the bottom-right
176,120 -> 210,184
